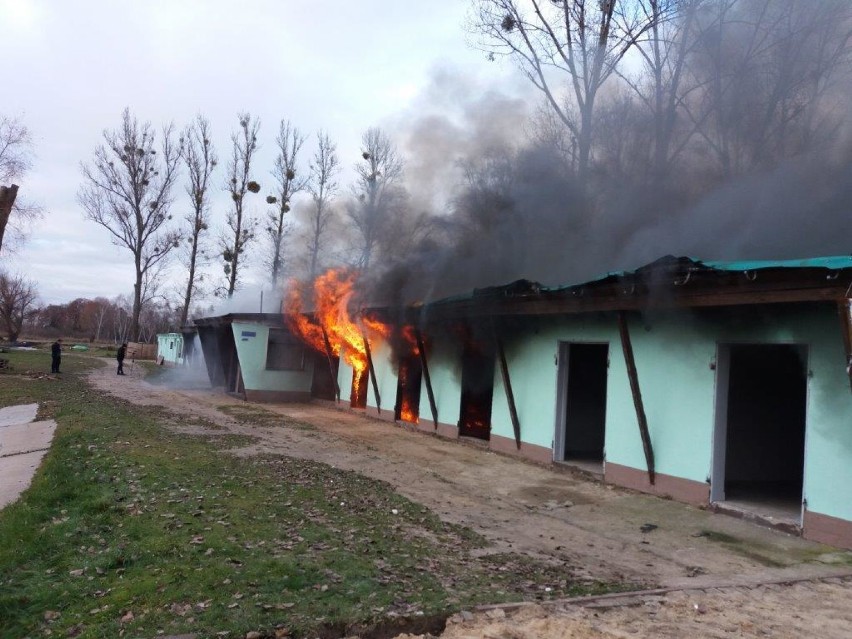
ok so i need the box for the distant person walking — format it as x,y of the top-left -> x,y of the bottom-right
50,339 -> 62,374
117,342 -> 127,375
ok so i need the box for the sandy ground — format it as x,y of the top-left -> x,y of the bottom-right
87,361 -> 852,638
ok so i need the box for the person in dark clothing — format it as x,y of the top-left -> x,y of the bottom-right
117,342 -> 127,375
51,339 -> 62,373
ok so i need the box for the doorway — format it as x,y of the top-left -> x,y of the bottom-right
555,343 -> 608,468
712,344 -> 807,522
458,340 -> 495,440
311,351 -> 339,401
395,354 -> 422,423
350,368 -> 368,408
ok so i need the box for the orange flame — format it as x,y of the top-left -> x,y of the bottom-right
283,268 -> 388,400
401,325 -> 420,355
400,400 -> 418,423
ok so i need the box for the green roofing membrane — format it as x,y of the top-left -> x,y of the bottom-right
553,255 -> 852,292
427,255 -> 852,305
702,256 -> 852,271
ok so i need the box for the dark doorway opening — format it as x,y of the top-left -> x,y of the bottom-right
350,368 -> 368,409
311,351 -> 339,401
395,354 -> 422,423
217,328 -> 242,396
723,344 -> 807,509
459,340 -> 495,440
564,343 -> 608,462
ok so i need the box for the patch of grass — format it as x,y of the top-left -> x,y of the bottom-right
0,353 -> 629,638
218,404 -> 297,430
698,530 -> 739,544
697,529 -> 787,568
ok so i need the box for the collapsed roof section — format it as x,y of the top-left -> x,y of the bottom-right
415,255 -> 852,320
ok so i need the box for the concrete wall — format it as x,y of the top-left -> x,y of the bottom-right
231,322 -> 313,399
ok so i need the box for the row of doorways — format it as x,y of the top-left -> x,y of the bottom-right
554,342 -> 808,519
335,337 -> 809,522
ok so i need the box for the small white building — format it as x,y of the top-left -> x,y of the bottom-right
156,332 -> 184,365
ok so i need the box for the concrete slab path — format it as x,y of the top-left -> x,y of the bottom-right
0,403 -> 56,510
0,403 -> 38,427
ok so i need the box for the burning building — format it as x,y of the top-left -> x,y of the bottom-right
193,256 -> 852,550
193,313 -> 331,402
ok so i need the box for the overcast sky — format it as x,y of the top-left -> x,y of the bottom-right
0,0 -> 523,306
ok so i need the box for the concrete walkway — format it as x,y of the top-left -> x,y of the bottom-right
0,403 -> 56,509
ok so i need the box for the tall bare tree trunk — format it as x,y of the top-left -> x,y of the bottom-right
133,253 -> 143,342
0,184 -> 19,257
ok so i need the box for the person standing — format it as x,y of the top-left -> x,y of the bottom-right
116,342 -> 127,375
50,339 -> 62,374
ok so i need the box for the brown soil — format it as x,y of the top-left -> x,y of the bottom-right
88,361 -> 852,638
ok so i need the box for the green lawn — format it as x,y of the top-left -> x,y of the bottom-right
0,349 -> 627,638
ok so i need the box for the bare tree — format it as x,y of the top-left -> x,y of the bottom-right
0,116 -> 32,184
0,270 -> 38,342
79,108 -> 182,341
348,128 -> 405,272
138,297 -> 177,342
470,0 -> 665,183
89,297 -> 112,342
179,115 -> 217,326
306,131 -> 340,281
614,0 -> 702,186
221,113 -> 261,297
0,115 -> 35,258
111,295 -> 133,344
684,0 -> 852,178
265,120 -> 307,286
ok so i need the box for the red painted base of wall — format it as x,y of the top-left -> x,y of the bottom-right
245,390 -> 311,403
406,419 -> 459,439
803,509 -> 852,550
489,433 -> 553,465
605,462 -> 709,506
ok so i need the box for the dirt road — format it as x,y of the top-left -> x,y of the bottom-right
88,362 -> 852,638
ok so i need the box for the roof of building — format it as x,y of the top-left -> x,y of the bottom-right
418,255 -> 852,319
191,313 -> 286,328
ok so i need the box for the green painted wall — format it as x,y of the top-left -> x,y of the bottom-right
157,333 -> 184,364
339,333 -> 464,427
231,322 -> 313,393
491,316 -> 620,453
605,313 -> 716,483
337,348 -> 355,404
337,305 -> 852,525
418,335 -> 462,428
492,306 -> 852,523
366,340 -> 399,415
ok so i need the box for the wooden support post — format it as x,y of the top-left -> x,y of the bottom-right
838,300 -> 852,393
618,311 -> 655,485
414,327 -> 439,429
363,333 -> 381,415
495,334 -> 522,450
320,324 -> 340,403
